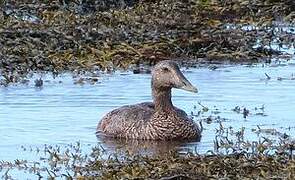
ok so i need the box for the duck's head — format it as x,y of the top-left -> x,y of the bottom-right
152,60 -> 198,93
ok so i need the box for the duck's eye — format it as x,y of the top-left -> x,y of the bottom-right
162,67 -> 169,72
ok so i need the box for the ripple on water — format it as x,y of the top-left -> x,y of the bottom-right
0,61 -> 295,162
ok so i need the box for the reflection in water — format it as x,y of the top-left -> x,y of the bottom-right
0,60 -> 295,162
96,133 -> 200,155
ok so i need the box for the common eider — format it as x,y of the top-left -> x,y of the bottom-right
97,60 -> 201,140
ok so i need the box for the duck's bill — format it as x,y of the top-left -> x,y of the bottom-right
180,83 -> 198,93
174,68 -> 198,93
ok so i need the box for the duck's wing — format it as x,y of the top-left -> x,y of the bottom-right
97,102 -> 154,138
174,107 -> 188,117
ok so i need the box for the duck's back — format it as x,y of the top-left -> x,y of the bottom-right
97,102 -> 200,140
97,102 -> 155,138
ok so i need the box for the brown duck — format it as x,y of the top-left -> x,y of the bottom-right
97,60 -> 201,140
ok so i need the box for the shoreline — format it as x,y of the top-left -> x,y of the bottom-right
1,0 -> 295,85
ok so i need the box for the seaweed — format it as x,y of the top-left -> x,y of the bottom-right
1,0 -> 295,85
1,123 -> 294,179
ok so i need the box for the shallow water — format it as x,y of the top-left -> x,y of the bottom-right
1,59 -> 295,177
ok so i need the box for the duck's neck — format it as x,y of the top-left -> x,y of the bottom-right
152,87 -> 173,111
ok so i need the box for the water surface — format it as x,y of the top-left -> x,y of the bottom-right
0,60 -> 295,164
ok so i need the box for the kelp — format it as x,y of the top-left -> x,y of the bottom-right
0,0 -> 295,85
1,123 -> 294,179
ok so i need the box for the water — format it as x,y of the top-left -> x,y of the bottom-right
0,60 -> 295,177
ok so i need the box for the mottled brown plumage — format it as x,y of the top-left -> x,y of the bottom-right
97,60 -> 201,140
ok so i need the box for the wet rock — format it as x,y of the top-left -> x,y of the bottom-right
132,67 -> 151,74
208,65 -> 218,71
243,108 -> 249,118
74,78 -> 85,85
34,78 -> 43,87
20,79 -> 30,85
277,77 -> 283,81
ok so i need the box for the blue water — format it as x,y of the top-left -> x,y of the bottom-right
0,60 -> 295,178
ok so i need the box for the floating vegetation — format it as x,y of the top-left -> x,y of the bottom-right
191,103 -> 268,123
1,0 -> 295,179
263,72 -> 295,81
1,0 -> 295,85
83,123 -> 295,179
1,123 -> 294,179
